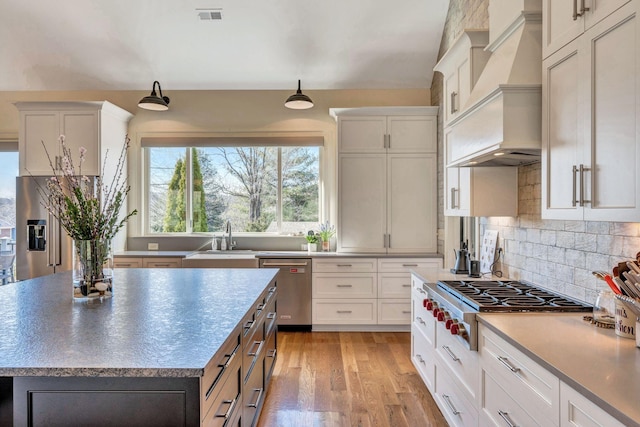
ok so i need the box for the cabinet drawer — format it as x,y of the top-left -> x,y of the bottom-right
377,258 -> 441,273
412,326 -> 435,392
436,321 -> 479,404
312,299 -> 377,324
264,327 -> 277,383
312,258 -> 377,273
378,299 -> 411,324
480,367 -> 541,427
142,257 -> 182,268
113,257 -> 142,268
436,364 -> 479,427
201,356 -> 242,427
312,273 -> 377,298
201,326 -> 242,414
560,381 -> 625,427
379,273 -> 412,298
243,352 -> 265,427
479,324 -> 559,425
412,292 -> 435,345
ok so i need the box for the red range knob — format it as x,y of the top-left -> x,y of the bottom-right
432,308 -> 440,317
437,311 -> 446,322
450,324 -> 460,335
445,319 -> 454,330
423,299 -> 429,307
426,301 -> 434,310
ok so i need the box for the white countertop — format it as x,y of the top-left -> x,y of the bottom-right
478,313 -> 640,427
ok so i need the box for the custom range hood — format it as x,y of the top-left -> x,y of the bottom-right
447,3 -> 542,167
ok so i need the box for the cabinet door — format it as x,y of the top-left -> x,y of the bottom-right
585,0 -> 631,30
387,116 -> 436,153
387,154 -> 437,253
338,154 -> 386,252
60,111 -> 99,175
444,69 -> 460,125
20,112 -> 59,175
542,0 -> 584,58
582,4 -> 640,221
337,116 -> 386,153
541,41 -> 583,220
113,257 -> 143,268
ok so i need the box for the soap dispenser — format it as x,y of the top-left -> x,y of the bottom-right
211,236 -> 218,251
220,236 -> 227,251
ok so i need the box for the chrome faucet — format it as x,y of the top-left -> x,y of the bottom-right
225,220 -> 235,250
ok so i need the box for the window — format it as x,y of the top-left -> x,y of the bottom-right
144,139 -> 321,235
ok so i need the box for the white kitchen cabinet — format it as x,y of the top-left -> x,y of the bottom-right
411,276 -> 436,392
542,2 -> 640,221
16,101 -> 132,177
142,257 -> 182,268
113,257 -> 143,268
560,381 -> 626,427
542,0 -> 631,58
332,107 -> 438,253
445,165 -> 519,217
434,30 -> 491,126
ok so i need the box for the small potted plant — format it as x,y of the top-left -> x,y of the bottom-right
319,221 -> 336,252
305,231 -> 319,252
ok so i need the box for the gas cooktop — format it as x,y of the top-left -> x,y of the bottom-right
437,280 -> 592,312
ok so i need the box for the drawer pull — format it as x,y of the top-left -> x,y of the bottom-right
498,410 -> 517,427
416,287 -> 426,294
402,310 -> 411,314
153,263 -> 170,267
402,284 -> 411,288
267,312 -> 276,320
262,262 -> 308,267
215,398 -> 237,420
243,320 -> 254,332
416,316 -> 426,325
442,345 -> 459,362
497,356 -> 520,373
337,284 -> 353,288
248,340 -> 264,357
118,263 -> 132,267
402,264 -> 418,267
205,342 -> 240,400
442,394 -> 460,415
247,388 -> 264,408
337,264 -> 353,267
416,354 -> 426,364
257,303 -> 265,311
267,348 -> 277,358
337,310 -> 353,314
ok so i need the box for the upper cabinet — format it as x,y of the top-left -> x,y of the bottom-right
15,101 -> 133,176
542,1 -> 640,221
331,107 -> 438,253
434,30 -> 491,127
542,0 -> 631,58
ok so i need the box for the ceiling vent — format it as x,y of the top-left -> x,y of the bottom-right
197,9 -> 222,21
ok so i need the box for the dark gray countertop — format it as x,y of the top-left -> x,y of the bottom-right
0,268 -> 278,378
114,250 -> 443,259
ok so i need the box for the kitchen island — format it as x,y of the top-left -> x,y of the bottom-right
0,268 -> 278,426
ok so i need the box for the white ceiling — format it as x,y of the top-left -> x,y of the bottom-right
0,0 -> 449,92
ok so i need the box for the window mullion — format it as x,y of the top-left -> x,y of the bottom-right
277,147 -> 282,233
186,147 -> 193,233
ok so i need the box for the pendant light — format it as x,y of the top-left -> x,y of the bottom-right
284,79 -> 314,110
138,80 -> 170,111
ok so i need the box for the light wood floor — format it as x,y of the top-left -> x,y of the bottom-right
257,331 -> 447,427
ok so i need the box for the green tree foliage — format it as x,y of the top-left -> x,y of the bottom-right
197,149 -> 226,232
191,148 -> 208,232
282,147 -> 318,222
163,158 -> 186,232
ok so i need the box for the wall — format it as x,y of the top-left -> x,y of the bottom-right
432,0 -> 640,305
0,88 -> 431,251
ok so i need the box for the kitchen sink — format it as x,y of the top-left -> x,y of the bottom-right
185,250 -> 257,260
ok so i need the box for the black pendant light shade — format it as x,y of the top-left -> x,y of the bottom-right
138,80 -> 170,111
285,79 -> 314,109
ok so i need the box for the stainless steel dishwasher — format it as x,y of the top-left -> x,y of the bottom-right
259,258 -> 311,331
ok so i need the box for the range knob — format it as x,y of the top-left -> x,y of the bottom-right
450,323 -> 467,336
437,310 -> 448,322
432,308 -> 440,317
445,319 -> 455,330
425,300 -> 434,311
422,299 -> 428,308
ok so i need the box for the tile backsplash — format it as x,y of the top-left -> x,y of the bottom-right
480,162 -> 640,305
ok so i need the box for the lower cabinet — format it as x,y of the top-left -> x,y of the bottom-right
560,381 -> 626,427
312,257 -> 441,329
113,256 -> 182,268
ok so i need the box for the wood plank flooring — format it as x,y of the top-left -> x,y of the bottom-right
257,331 -> 447,427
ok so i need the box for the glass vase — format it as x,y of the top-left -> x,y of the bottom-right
73,239 -> 113,300
322,240 -> 330,252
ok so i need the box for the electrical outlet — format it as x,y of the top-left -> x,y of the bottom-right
148,242 -> 159,250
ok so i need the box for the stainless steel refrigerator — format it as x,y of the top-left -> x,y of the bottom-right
16,176 -> 75,280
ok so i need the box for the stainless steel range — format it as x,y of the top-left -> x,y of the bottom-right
421,280 -> 592,350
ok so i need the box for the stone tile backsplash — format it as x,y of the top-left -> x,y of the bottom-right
480,163 -> 640,305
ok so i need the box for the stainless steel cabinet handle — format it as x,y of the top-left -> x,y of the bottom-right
417,287 -> 426,295
402,264 -> 418,267
402,284 -> 411,287
579,164 -> 591,206
215,398 -> 237,419
153,263 -> 170,267
337,310 -> 352,314
442,394 -> 460,415
573,0 -> 578,20
416,316 -> 426,325
497,356 -> 520,373
388,234 -> 391,249
384,133 -> 391,149
416,354 -> 426,364
450,92 -> 458,114
442,345 -> 460,362
498,410 -> 517,427
402,310 -> 411,314
572,165 -> 578,207
117,263 -> 132,267
267,348 -> 277,358
247,388 -> 264,408
450,187 -> 457,209
248,340 -> 264,357
337,264 -> 353,267
578,0 -> 589,16
267,312 -> 276,320
336,284 -> 353,288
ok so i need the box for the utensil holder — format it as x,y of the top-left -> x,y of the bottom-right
615,300 -> 637,339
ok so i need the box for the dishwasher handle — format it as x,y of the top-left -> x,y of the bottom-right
261,261 -> 309,267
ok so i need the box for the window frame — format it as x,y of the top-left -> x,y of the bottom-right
141,134 -> 324,236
